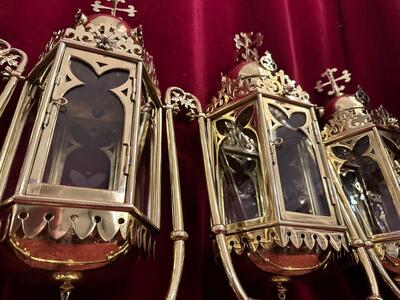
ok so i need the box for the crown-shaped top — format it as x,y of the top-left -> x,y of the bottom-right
207,32 -> 309,114
316,68 -> 399,140
35,4 -> 160,97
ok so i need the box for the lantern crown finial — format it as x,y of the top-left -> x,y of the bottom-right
91,0 -> 137,18
315,68 -> 351,97
234,32 -> 264,62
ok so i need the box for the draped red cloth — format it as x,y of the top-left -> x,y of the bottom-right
0,0 -> 400,299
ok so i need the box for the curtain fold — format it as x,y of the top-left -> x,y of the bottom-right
0,0 -> 399,299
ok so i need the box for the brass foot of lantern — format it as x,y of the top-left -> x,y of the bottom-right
271,276 -> 290,300
53,271 -> 82,300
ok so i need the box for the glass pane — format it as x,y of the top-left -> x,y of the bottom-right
220,152 -> 261,223
134,83 -> 152,218
334,136 -> 400,235
270,105 -> 330,216
134,127 -> 152,217
217,105 -> 262,224
43,59 -> 128,190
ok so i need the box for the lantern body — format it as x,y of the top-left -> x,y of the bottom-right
323,96 -> 400,275
201,36 -> 348,293
0,11 -> 162,273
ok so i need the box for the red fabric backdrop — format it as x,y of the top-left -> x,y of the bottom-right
0,0 -> 400,299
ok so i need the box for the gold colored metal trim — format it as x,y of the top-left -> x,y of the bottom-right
0,81 -> 34,201
164,87 -> 191,300
224,218 -> 347,235
272,276 -> 290,300
207,90 -> 313,119
253,250 -> 332,272
170,230 -> 189,241
53,271 -> 82,300
13,195 -> 159,235
206,50 -> 310,115
16,42 -> 66,195
10,237 -> 129,266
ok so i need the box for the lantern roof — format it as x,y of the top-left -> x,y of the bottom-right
206,32 -> 310,114
315,68 -> 400,140
33,1 -> 160,97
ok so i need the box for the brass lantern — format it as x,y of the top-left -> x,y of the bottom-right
317,68 -> 400,297
0,2 -> 187,299
181,32 -> 352,300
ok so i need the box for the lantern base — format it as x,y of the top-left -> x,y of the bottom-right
53,271 -> 82,300
271,276 -> 290,300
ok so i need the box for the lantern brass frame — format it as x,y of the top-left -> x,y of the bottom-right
323,104 -> 400,297
0,9 -> 187,300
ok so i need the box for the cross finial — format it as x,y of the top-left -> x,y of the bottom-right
91,0 -> 137,17
234,32 -> 263,62
315,68 -> 351,96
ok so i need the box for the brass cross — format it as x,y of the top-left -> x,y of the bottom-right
234,32 -> 263,62
91,0 -> 136,17
315,68 -> 351,96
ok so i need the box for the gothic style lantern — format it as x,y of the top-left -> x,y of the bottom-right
180,32 -> 353,300
317,68 -> 400,297
0,2 -> 187,299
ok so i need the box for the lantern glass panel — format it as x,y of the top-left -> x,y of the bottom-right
42,59 -> 127,191
268,104 -> 330,216
333,135 -> 400,235
134,82 -> 153,218
215,104 -> 265,224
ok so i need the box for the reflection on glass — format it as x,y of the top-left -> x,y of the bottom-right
43,59 -> 128,190
217,106 -> 262,224
269,104 -> 330,216
334,135 -> 400,235
220,152 -> 261,223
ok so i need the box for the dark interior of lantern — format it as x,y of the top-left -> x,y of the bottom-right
42,58 -> 128,191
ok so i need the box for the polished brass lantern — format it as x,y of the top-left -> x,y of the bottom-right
0,2 -> 187,299
317,68 -> 400,298
181,32 -> 352,299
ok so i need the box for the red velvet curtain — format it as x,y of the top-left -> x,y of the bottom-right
0,0 -> 400,299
